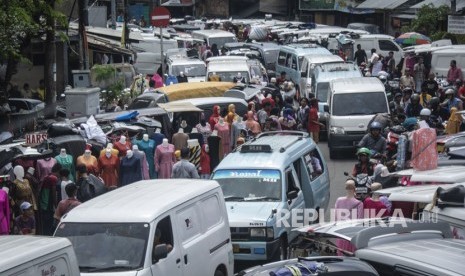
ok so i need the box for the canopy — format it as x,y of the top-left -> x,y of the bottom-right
157,82 -> 235,101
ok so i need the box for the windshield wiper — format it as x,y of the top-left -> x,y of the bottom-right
224,196 -> 245,202
244,196 -> 280,202
88,265 -> 138,272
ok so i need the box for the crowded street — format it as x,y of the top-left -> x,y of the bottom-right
2,0 -> 465,275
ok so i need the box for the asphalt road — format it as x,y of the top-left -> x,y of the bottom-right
319,141 -> 357,218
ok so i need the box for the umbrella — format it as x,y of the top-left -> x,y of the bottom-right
395,32 -> 431,46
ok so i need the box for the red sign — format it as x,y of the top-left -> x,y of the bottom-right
25,132 -> 47,146
151,7 -> 171,27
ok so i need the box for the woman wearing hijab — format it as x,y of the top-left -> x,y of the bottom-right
445,107 -> 463,134
209,105 -> 221,131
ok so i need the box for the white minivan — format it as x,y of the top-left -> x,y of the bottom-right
327,77 -> 389,159
55,179 -> 234,276
0,236 -> 80,275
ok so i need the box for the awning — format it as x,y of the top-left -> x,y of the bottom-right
411,0 -> 465,11
161,0 -> 194,7
158,102 -> 203,112
357,0 -> 408,9
87,34 -> 134,55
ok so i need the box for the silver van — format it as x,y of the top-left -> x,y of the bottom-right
212,131 -> 330,261
275,44 -> 332,97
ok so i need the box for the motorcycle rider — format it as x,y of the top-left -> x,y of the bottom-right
441,88 -> 463,112
405,93 -> 423,117
357,122 -> 387,157
429,97 -> 449,122
352,147 -> 376,177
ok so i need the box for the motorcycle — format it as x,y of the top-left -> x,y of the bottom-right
344,172 -> 374,201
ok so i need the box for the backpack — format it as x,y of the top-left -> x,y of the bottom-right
77,175 -> 107,202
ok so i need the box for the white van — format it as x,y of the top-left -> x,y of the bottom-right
430,46 -> 465,77
192,30 -> 237,48
206,56 -> 263,83
55,179 -> 234,276
0,236 -> 80,275
327,77 -> 389,159
328,34 -> 403,64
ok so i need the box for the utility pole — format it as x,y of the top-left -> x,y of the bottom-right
451,0 -> 457,14
78,0 -> 89,69
111,0 -> 116,29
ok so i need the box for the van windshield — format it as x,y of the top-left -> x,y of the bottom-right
209,71 -> 249,83
212,169 -> 282,202
316,82 -> 329,102
209,37 -> 237,48
55,222 -> 149,272
172,64 -> 206,77
332,92 -> 388,116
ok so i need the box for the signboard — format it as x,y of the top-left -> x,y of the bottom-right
300,0 -> 335,11
25,132 -> 47,146
151,7 -> 171,27
448,15 -> 465,35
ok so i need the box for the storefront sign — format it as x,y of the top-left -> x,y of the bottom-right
448,15 -> 465,35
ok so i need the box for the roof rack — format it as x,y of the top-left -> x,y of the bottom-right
351,221 -> 452,250
257,131 -> 309,153
256,131 -> 309,139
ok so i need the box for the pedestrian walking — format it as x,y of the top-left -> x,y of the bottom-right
171,147 -> 200,179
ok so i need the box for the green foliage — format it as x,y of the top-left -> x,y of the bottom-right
0,0 -> 39,61
92,65 -> 117,83
406,4 -> 450,37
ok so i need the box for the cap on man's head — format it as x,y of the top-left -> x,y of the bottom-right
371,182 -> 382,192
20,201 -> 32,211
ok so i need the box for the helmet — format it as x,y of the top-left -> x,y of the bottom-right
357,147 -> 371,157
378,75 -> 387,83
402,117 -> 418,131
420,108 -> 431,116
370,121 -> 382,131
445,88 -> 456,96
411,93 -> 420,103
429,97 -> 440,107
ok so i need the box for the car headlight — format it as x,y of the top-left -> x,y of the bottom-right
250,227 -> 274,238
250,228 -> 266,237
330,126 -> 345,135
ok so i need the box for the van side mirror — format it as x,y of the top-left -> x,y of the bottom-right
287,190 -> 298,201
324,105 -> 329,113
152,244 -> 168,263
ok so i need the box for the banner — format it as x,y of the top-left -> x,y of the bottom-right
334,0 -> 374,14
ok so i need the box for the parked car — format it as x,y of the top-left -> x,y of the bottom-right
8,98 -> 45,135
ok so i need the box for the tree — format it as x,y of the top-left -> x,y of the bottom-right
403,4 -> 450,38
0,0 -> 67,118
0,0 -> 38,96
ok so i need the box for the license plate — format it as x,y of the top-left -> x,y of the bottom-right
356,187 -> 368,193
233,244 -> 240,253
